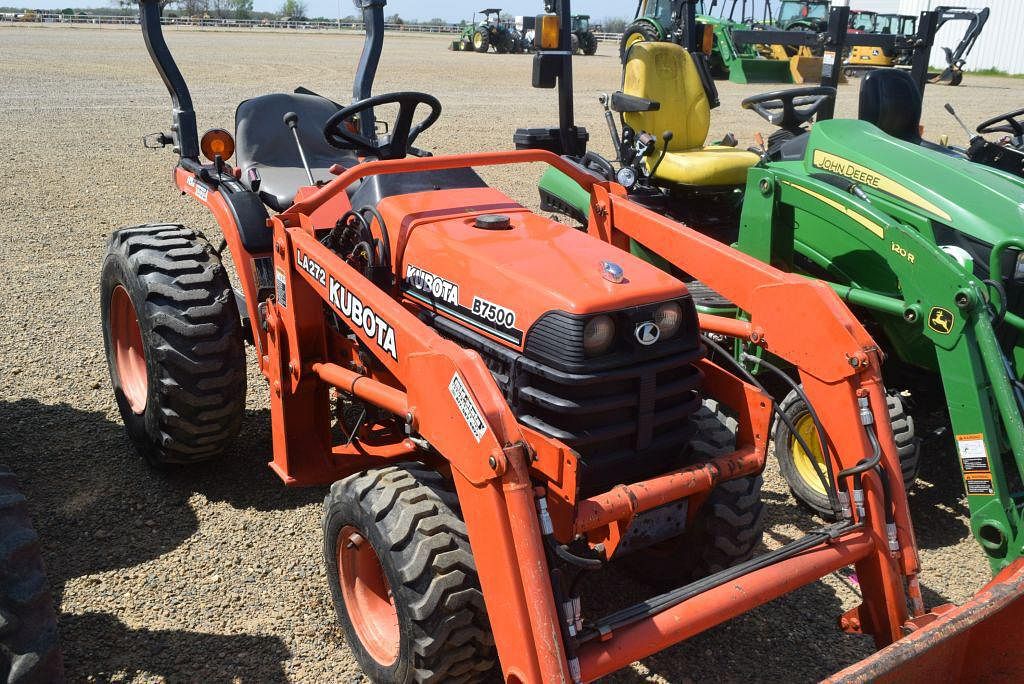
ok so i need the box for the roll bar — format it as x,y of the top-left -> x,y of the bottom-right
139,0 -> 198,162
137,0 -> 388,164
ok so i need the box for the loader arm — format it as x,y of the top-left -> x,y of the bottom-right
736,165 -> 1024,573
272,148 -> 925,678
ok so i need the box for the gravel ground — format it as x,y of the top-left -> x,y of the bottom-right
1,24 -> 1019,682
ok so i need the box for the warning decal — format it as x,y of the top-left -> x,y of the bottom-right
956,434 -> 990,472
964,472 -> 994,496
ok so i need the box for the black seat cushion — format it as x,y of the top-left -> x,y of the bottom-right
235,93 -> 356,212
858,69 -> 923,144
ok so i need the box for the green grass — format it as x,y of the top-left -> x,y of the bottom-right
968,67 -> 1024,79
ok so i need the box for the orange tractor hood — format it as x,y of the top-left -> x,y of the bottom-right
381,187 -> 689,349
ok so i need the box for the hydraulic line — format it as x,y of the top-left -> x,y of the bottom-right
577,521 -> 859,642
701,335 -> 842,516
740,351 -> 843,516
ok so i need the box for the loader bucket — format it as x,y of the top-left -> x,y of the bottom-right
826,559 -> 1024,683
727,58 -> 793,84
790,56 -> 823,84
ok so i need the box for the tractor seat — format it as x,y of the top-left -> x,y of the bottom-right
858,69 -> 923,144
620,43 -> 759,187
235,92 -> 357,212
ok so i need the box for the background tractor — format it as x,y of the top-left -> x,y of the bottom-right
96,0 -> 1024,680
621,1 -> 795,83
538,4 -> 1024,576
454,8 -> 523,53
570,14 -> 598,54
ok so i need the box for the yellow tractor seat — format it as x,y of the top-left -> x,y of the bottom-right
618,42 -> 759,188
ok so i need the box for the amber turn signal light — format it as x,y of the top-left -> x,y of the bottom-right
536,14 -> 560,50
201,128 -> 235,162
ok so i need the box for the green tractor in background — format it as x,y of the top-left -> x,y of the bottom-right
537,27 -> 1024,574
570,14 -> 599,55
620,1 -> 794,83
453,8 -> 523,53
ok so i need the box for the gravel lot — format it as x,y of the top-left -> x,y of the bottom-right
1,24 -> 1020,682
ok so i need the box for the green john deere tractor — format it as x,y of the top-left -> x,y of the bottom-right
453,8 -> 523,53
621,1 -> 794,83
570,14 -> 599,55
537,36 -> 1024,574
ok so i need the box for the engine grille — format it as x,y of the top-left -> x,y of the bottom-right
429,305 -> 705,496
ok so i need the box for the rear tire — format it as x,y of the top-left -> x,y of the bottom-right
774,388 -> 919,518
101,224 -> 246,467
618,400 -> 765,588
0,467 -> 63,682
324,464 -> 496,683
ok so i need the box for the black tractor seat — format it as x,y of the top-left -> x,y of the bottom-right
858,69 -> 966,157
235,92 -> 358,212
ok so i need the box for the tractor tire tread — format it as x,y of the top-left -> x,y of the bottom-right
324,464 -> 495,682
0,466 -> 63,682
103,223 -> 246,466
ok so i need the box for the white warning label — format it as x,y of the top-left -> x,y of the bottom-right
449,373 -> 487,443
956,433 -> 990,472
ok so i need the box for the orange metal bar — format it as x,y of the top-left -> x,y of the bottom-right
573,445 -> 763,535
697,312 -> 754,340
285,149 -> 598,218
452,446 -> 572,684
312,362 -> 409,418
577,530 -> 876,682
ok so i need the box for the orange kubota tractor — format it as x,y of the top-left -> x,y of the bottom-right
100,0 -> 1024,681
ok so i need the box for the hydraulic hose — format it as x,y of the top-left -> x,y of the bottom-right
700,335 -> 842,516
740,352 -> 842,516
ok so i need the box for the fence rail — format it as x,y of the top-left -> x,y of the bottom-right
0,12 -> 625,42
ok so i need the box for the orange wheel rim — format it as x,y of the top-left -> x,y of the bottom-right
337,525 -> 399,666
110,285 -> 148,414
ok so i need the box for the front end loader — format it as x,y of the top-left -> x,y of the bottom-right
95,0 -> 1024,680
537,4 -> 1024,583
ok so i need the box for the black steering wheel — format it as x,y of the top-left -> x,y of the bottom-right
741,87 -> 837,131
324,91 -> 442,160
977,107 -> 1024,138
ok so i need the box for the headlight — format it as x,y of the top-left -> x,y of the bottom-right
1014,252 -> 1024,281
583,315 -> 616,357
654,302 -> 683,339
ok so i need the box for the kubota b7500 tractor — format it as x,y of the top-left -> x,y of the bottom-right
100,0 -> 1024,681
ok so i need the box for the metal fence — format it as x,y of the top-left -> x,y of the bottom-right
0,12 -> 459,33
0,12 -> 624,42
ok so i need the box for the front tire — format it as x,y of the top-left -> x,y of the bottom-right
581,33 -> 598,56
0,467 -> 63,682
324,465 -> 496,683
618,400 -> 765,588
101,224 -> 246,467
774,389 -> 919,518
472,29 -> 490,53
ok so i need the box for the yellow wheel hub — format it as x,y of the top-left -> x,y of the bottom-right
625,32 -> 646,51
790,414 -> 828,494
473,33 -> 484,48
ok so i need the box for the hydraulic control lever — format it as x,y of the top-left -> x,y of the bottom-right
283,111 -> 316,186
649,131 -> 673,178
945,103 -> 984,147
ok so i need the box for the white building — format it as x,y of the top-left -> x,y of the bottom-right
845,0 -> 1024,73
